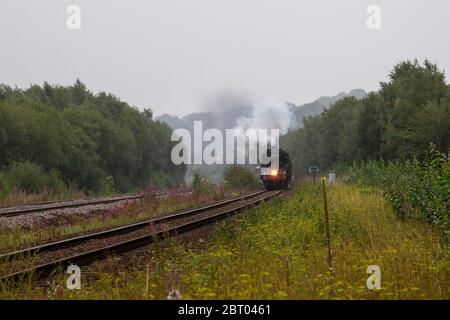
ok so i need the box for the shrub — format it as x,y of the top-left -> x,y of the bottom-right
346,145 -> 449,241
98,176 -> 116,195
191,168 -> 213,196
5,161 -> 66,194
0,171 -> 10,198
223,165 -> 260,190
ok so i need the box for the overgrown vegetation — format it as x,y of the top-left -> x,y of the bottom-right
2,183 -> 447,299
190,169 -> 213,197
0,60 -> 448,300
223,165 -> 260,191
0,161 -> 86,206
0,161 -> 65,195
346,145 -> 449,241
0,80 -> 186,197
282,59 -> 450,239
157,184 -> 447,299
0,186 -> 230,254
283,59 -> 450,174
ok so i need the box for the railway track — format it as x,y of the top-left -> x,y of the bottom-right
0,189 -> 282,283
0,188 -> 190,217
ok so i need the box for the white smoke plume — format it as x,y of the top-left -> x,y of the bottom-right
233,96 -> 296,135
231,96 -> 296,162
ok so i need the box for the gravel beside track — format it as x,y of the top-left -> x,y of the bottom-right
0,189 -> 190,229
0,190 -> 281,282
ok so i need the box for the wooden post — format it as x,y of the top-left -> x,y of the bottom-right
145,264 -> 150,298
321,177 -> 332,271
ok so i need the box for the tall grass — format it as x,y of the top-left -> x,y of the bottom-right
0,186 -> 229,253
1,183 -> 447,299
346,145 -> 449,241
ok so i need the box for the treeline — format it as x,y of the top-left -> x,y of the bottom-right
0,80 -> 185,195
283,60 -> 450,174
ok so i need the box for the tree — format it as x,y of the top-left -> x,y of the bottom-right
282,60 -> 449,174
380,60 -> 447,159
0,81 -> 186,195
355,92 -> 386,160
406,100 -> 450,156
72,79 -> 87,105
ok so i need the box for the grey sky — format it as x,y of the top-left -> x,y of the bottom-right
1,0 -> 449,116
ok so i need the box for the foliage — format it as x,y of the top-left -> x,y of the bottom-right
0,171 -> 9,198
98,176 -> 116,195
223,165 -> 260,190
346,145 -> 450,241
140,185 -> 448,299
282,59 -> 450,175
0,186 -> 230,253
0,81 -> 186,194
3,161 -> 65,194
191,168 -> 210,196
2,184 -> 447,299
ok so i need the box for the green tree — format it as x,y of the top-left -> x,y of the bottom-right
283,59 -> 450,174
355,92 -> 386,160
380,59 -> 447,158
0,81 -> 186,195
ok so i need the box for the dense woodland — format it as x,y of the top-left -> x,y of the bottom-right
282,60 -> 450,174
0,80 -> 186,196
1,59 -> 449,201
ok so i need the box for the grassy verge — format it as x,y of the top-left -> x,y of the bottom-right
346,146 -> 449,241
1,183 -> 448,299
0,189 -> 229,253
0,187 -> 86,207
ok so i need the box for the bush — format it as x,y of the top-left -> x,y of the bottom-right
346,145 -> 449,241
191,168 -> 206,196
223,165 -> 260,190
5,161 -> 66,194
0,171 -> 10,198
191,168 -> 216,197
98,176 -> 116,195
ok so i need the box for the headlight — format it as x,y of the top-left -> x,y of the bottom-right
271,170 -> 278,176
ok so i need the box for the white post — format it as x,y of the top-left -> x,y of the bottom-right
328,172 -> 336,184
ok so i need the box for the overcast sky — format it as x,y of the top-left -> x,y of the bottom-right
1,0 -> 449,116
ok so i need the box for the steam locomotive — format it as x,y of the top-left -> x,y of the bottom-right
260,148 -> 292,190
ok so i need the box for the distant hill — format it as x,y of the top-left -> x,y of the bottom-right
157,89 -> 366,131
289,89 -> 367,128
157,106 -> 253,132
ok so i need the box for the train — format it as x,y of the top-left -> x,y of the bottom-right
259,148 -> 292,190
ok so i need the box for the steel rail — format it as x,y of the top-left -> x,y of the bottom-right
0,189 -> 191,217
0,190 -> 281,282
0,189 -> 266,261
